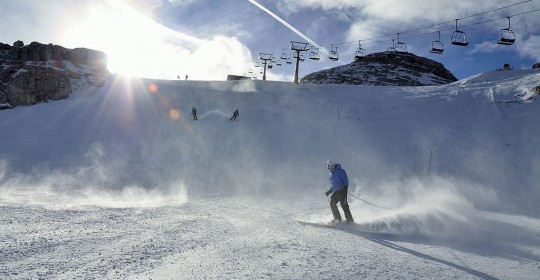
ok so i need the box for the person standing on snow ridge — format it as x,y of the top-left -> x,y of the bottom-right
325,160 -> 354,224
192,107 -> 198,120
230,109 -> 239,121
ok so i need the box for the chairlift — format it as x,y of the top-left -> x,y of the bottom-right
354,41 -> 366,60
255,61 -> 260,67
309,48 -> 321,61
394,33 -> 407,53
430,31 -> 444,54
328,44 -> 339,61
451,19 -> 469,46
268,63 -> 273,69
280,49 -> 288,60
286,55 -> 292,64
387,39 -> 396,52
497,17 -> 516,45
248,69 -> 253,74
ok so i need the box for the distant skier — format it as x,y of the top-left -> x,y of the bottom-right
325,160 -> 354,224
192,107 -> 198,120
230,109 -> 239,121
185,75 -> 188,81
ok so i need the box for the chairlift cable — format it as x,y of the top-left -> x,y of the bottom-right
182,5 -> 255,32
328,6 -> 540,50
197,0 -> 299,38
327,0 -> 536,49
403,0 -> 534,35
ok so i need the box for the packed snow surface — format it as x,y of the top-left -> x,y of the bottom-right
1,69 -> 540,279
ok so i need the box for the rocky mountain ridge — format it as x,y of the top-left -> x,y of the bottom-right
0,41 -> 108,108
301,51 -> 458,86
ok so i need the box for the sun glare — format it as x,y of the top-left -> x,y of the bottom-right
65,1 -> 187,79
60,0 -> 254,81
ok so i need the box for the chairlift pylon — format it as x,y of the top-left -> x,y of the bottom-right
451,19 -> 469,46
354,40 -> 366,60
394,33 -> 407,53
497,17 -> 516,45
328,44 -> 339,61
430,31 -> 444,54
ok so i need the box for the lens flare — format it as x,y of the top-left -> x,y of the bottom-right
149,83 -> 158,93
169,109 -> 180,120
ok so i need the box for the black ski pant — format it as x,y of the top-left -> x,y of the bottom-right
330,188 -> 354,222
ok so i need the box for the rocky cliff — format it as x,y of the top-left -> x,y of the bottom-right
300,51 -> 457,86
0,41 -> 109,108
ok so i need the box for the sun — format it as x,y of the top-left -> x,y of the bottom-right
65,1 -> 184,79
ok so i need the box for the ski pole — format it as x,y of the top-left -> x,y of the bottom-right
347,193 -> 391,210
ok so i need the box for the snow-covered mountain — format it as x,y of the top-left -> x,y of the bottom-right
301,51 -> 458,86
1,69 -> 539,279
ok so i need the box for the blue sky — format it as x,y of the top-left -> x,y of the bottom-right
1,0 -> 539,81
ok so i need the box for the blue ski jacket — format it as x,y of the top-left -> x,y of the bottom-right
328,164 -> 349,193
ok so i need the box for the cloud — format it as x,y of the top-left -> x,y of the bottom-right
518,35 -> 540,61
280,0 -> 540,45
468,41 -> 500,54
0,0 -> 257,81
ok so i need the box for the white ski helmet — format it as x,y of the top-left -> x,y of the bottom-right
327,160 -> 337,170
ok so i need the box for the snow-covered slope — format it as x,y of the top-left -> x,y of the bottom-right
1,70 -> 539,279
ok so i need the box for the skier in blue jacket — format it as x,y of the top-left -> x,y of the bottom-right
325,160 -> 354,224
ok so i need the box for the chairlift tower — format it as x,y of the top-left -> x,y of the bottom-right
259,53 -> 274,81
290,41 -> 309,84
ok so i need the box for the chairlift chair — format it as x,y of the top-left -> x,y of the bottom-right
286,55 -> 292,64
280,49 -> 288,60
268,63 -> 273,69
451,19 -> 469,46
354,41 -> 366,60
497,17 -> 516,45
430,31 -> 444,54
394,33 -> 407,53
328,44 -> 339,61
387,39 -> 396,52
309,49 -> 321,61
